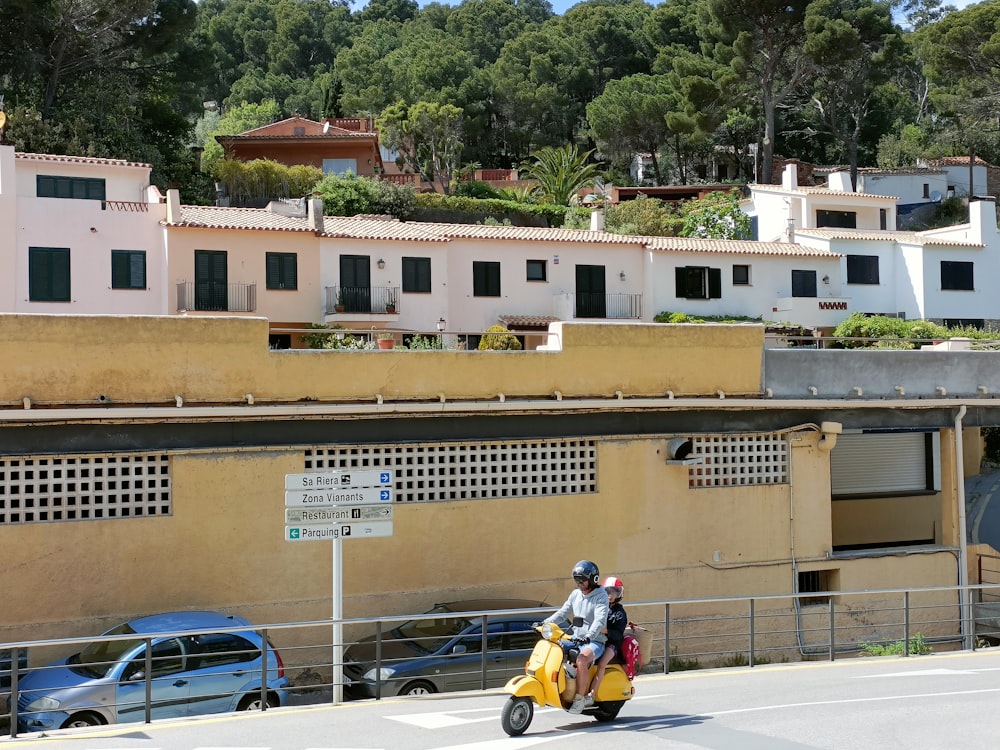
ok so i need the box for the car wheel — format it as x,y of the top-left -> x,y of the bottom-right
501,696 -> 533,736
237,693 -> 279,711
61,712 -> 105,729
399,680 -> 436,696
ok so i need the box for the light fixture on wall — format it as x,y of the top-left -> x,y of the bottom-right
822,275 -> 830,285
437,318 -> 446,332
377,258 -> 385,269
90,227 -> 97,233
619,270 -> 626,281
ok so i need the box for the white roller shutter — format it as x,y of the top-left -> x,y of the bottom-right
830,432 -> 935,495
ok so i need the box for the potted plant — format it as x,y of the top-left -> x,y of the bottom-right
377,331 -> 395,350
334,290 -> 345,313
385,292 -> 397,314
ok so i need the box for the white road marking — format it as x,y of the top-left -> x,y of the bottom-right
854,668 -> 975,678
706,687 -> 1000,716
428,736 -> 566,749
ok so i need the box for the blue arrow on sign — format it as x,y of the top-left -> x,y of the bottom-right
380,472 -> 391,483
380,489 -> 391,501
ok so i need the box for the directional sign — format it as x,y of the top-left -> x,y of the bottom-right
284,486 -> 392,507
285,506 -> 392,524
285,470 -> 393,491
285,521 -> 394,542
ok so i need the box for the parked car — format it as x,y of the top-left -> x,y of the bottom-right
10,611 -> 288,732
343,599 -> 550,699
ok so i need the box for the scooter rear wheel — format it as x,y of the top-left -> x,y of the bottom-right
592,700 -> 625,722
501,696 -> 534,736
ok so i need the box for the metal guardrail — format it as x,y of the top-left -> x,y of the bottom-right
4,583 -> 1000,738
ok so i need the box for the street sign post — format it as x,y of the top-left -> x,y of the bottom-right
285,506 -> 392,524
283,469 -> 395,706
284,486 -> 392,507
285,521 -> 394,542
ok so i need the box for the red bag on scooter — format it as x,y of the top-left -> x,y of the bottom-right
620,634 -> 641,680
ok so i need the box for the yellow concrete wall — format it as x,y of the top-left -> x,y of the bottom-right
0,315 -> 763,406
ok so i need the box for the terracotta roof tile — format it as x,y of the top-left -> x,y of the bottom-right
416,222 -> 646,244
498,314 -> 560,327
167,205 -> 316,232
15,152 -> 152,169
796,227 -> 985,248
753,185 -> 898,201
320,216 -> 448,242
645,236 -> 840,257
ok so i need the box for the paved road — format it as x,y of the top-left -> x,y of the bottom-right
4,648 -> 1000,749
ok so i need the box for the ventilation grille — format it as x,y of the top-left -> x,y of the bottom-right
306,439 -> 598,502
0,454 -> 171,525
689,434 -> 789,488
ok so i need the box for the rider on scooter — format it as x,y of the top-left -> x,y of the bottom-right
542,560 -> 609,714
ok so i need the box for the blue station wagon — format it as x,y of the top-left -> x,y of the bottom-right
12,610 -> 288,732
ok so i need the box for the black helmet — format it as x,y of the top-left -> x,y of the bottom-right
572,560 -> 600,588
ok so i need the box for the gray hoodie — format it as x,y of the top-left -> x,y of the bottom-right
545,585 -> 610,643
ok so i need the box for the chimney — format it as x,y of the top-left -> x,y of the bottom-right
782,163 -> 798,190
969,197 -> 997,244
308,197 -> 324,231
785,217 -> 796,244
167,188 -> 181,223
590,209 -> 605,231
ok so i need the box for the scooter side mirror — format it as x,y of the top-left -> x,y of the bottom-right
572,616 -> 584,628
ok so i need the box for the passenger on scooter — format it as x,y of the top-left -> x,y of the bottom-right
542,560 -> 609,714
587,576 -> 632,702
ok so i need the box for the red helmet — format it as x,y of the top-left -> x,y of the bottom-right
603,576 -> 624,599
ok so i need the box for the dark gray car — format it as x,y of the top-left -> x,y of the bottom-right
343,599 -> 550,699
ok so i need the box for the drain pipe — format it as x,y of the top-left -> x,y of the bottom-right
955,405 -> 971,649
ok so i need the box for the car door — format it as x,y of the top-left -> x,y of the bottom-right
183,632 -> 261,716
501,620 -> 541,683
116,637 -> 189,723
443,622 -> 505,693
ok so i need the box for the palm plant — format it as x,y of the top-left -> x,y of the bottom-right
519,145 -> 605,206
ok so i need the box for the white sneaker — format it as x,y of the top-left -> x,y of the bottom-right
568,695 -> 586,714
583,694 -> 595,708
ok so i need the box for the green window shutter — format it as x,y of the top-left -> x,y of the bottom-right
112,251 -> 130,288
266,253 -> 280,289
51,250 -> 71,300
29,248 -> 70,301
675,267 -> 686,298
708,268 -> 722,299
129,252 -> 146,288
282,254 -> 297,289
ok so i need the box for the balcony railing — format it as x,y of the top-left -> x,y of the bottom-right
176,282 -> 256,313
325,286 -> 400,315
575,292 -> 642,319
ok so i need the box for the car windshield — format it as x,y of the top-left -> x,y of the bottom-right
73,624 -> 143,679
393,606 -> 472,654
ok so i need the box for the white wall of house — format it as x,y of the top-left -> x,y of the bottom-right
850,171 -> 947,205
5,148 -> 166,315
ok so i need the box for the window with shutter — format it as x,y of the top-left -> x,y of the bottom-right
402,257 -> 431,292
36,175 -> 105,202
941,261 -> 973,291
791,270 -> 817,297
28,247 -> 71,302
846,255 -> 880,285
674,266 -> 722,299
111,250 -> 146,289
473,261 -> 501,297
265,252 -> 297,290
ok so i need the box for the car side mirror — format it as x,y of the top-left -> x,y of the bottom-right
452,644 -> 468,655
127,671 -> 145,682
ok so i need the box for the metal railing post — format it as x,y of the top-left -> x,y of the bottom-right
749,599 -> 756,667
375,621 -> 382,701
480,615 -> 489,691
260,629 -> 269,710
828,597 -> 836,661
144,637 -> 153,724
664,603 -> 671,675
9,646 -> 19,738
903,591 -> 910,656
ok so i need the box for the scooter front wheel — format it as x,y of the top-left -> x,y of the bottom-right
501,696 -> 534,736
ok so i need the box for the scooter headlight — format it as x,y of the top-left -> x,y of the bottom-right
540,623 -> 555,640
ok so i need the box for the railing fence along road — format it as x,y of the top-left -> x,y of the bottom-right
4,583 -> 1000,738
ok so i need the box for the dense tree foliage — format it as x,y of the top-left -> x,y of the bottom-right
5,0 -> 1000,199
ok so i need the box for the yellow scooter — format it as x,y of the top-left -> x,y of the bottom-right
500,621 -> 634,736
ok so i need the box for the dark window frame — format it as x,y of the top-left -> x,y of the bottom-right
675,266 -> 722,299
265,252 -> 298,290
816,209 -> 857,229
941,260 -> 974,291
111,250 -> 147,290
36,175 -> 106,202
791,269 -> 818,298
473,261 -> 501,297
732,264 -> 750,286
29,246 -> 71,302
846,255 -> 880,285
402,257 -> 432,293
526,259 -> 547,282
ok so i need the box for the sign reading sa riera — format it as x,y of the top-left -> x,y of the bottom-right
284,470 -> 395,542
285,470 -> 392,490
